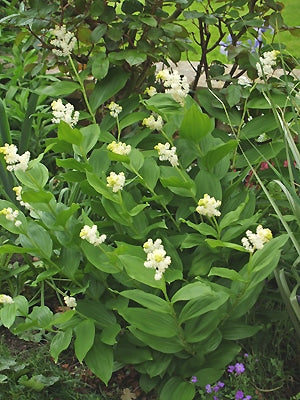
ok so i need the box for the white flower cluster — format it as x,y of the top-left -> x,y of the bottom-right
0,207 -> 22,227
63,295 -> 77,309
80,224 -> 106,246
256,50 -> 279,79
50,25 -> 77,57
51,99 -> 79,127
0,143 -> 30,172
13,186 -> 32,210
0,294 -> 14,304
106,171 -> 125,192
237,75 -> 252,87
144,86 -> 157,97
143,238 -> 171,280
196,194 -> 221,218
107,102 -> 122,118
156,69 -> 189,106
241,225 -> 272,253
107,141 -> 131,155
154,142 -> 179,167
142,114 -> 164,131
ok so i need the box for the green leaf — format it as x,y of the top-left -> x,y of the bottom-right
19,222 -> 53,259
82,241 -> 122,274
91,25 -> 107,42
124,49 -> 147,66
58,121 -> 83,145
85,338 -> 113,385
221,321 -> 261,340
92,53 -> 109,80
100,323 -> 121,345
90,68 -> 130,112
181,219 -> 218,238
34,81 -> 80,96
160,378 -> 195,400
202,140 -> 238,171
194,170 -> 222,200
226,84 -> 242,107
0,244 -> 34,254
74,319 -> 95,363
22,189 -> 54,204
209,267 -> 246,282
179,291 -> 229,323
0,303 -> 17,328
171,282 -> 213,303
247,93 -> 300,109
206,239 -> 248,252
116,340 -> 152,364
120,308 -> 177,337
239,113 -> 289,139
50,328 -> 72,363
74,124 -> 100,156
15,162 -> 49,190
219,197 -> 248,230
86,171 -> 117,202
129,148 -> 144,171
76,299 -> 116,328
129,327 -> 183,353
120,290 -> 171,313
180,104 -> 214,142
18,375 -> 59,391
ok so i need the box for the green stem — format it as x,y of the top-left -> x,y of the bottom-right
68,55 -> 96,124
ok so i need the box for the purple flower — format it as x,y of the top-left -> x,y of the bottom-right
213,397 -> 219,400
235,363 -> 245,375
244,353 -> 249,358
235,390 -> 244,399
227,365 -> 235,373
190,376 -> 197,383
217,381 -> 225,388
244,396 -> 252,400
213,385 -> 220,392
205,384 -> 212,393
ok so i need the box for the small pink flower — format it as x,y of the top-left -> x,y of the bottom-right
260,161 -> 269,170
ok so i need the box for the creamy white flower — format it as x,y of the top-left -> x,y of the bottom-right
156,69 -> 189,106
80,224 -> 106,246
144,86 -> 157,97
242,224 -> 272,253
107,102 -> 122,118
196,194 -> 221,218
0,143 -> 30,172
63,295 -> 77,309
0,207 -> 22,227
142,114 -> 164,131
238,75 -> 252,87
50,25 -> 77,57
51,99 -> 79,127
256,50 -> 279,79
143,239 -> 171,280
154,142 -> 179,167
143,238 -> 163,254
0,294 -> 14,304
13,186 -> 32,210
106,171 -> 125,193
107,141 -> 131,155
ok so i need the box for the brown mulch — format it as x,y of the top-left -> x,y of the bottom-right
0,327 -> 157,400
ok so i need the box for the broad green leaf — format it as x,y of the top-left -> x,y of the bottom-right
118,254 -> 164,289
85,338 -> 113,385
179,292 -> 229,323
0,303 -> 17,328
116,341 -> 152,364
194,170 -> 222,200
74,319 -> 95,363
19,222 -> 52,259
180,104 -> 214,142
120,289 -> 171,313
221,321 -> 261,340
18,374 -> 59,391
0,244 -> 34,254
74,124 -> 100,156
129,148 -> 144,171
120,308 -> 177,337
180,219 -> 218,238
202,140 -> 238,171
129,327 -> 183,353
226,84 -> 242,107
219,197 -> 248,230
160,378 -> 195,400
76,299 -> 116,328
29,306 -> 53,328
34,81 -> 80,96
15,162 -> 49,190
124,49 -> 147,66
247,93 -> 300,109
100,323 -> 121,345
13,295 -> 29,316
58,121 -> 83,145
184,310 -> 225,343
21,189 -> 54,204
239,113 -> 293,139
86,171 -> 118,202
171,282 -> 213,303
50,328 -> 72,363
208,267 -> 246,282
81,240 -> 122,274
206,239 -> 248,252
119,111 -> 149,130
141,353 -> 172,378
92,53 -> 109,80
90,68 -> 130,112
